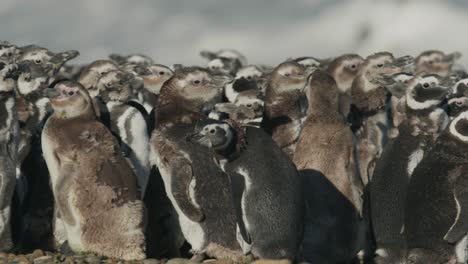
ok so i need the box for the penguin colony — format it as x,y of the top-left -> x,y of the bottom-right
0,41 -> 467,264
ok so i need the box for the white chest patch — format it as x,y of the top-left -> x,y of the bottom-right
235,167 -> 252,253
35,98 -> 50,122
455,235 -> 468,263
407,148 -> 424,177
224,82 -> 238,103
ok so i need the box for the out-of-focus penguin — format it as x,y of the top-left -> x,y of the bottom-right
415,50 -> 461,77
78,60 -> 119,97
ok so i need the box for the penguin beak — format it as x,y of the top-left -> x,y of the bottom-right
43,87 -> 60,99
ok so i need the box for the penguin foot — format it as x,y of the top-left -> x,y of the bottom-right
190,252 -> 206,262
58,241 -> 75,256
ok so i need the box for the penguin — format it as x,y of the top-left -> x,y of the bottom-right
151,66 -> 241,260
95,69 -> 151,198
224,77 -> 262,104
404,110 -> 468,264
189,119 -> 304,260
78,60 -> 119,97
212,96 -> 264,128
200,49 -> 248,66
350,52 -> 414,185
326,53 -> 364,117
109,53 -> 154,66
370,74 -> 451,264
263,61 -> 313,158
206,57 -> 242,76
448,97 -> 468,120
41,80 -> 146,260
235,65 -> 264,80
16,45 -> 53,65
293,70 -> 364,263
0,63 -> 19,252
415,50 -> 462,77
0,42 -> 17,64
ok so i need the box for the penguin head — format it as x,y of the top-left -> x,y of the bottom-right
449,110 -> 468,143
16,61 -> 50,97
206,57 -> 242,76
326,53 -> 363,93
109,53 -> 154,66
305,70 -> 340,108
46,81 -> 94,119
406,74 -> 450,110
139,64 -> 174,95
450,78 -> 468,98
293,56 -> 322,69
447,97 -> 468,118
0,42 -> 16,64
362,52 -> 414,79
96,69 -> 135,102
191,120 -> 235,152
162,66 -> 231,104
234,96 -> 264,125
415,50 -> 461,77
268,61 -> 312,94
235,65 -> 263,81
200,49 -> 247,66
78,60 -> 119,97
16,45 -> 53,66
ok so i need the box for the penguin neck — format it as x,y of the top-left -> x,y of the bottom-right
307,91 -> 342,122
156,95 -> 205,128
216,127 -> 244,162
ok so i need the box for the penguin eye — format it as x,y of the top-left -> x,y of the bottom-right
428,60 -> 433,65
422,83 -> 430,88
193,80 -> 201,85
34,59 -> 42,64
159,71 -> 165,75
456,101 -> 463,106
284,73 -> 291,77
105,82 -> 113,88
247,76 -> 252,80
6,52 -> 12,57
68,91 -> 75,96
209,129 -> 216,134
246,103 -> 253,108
377,64 -> 383,68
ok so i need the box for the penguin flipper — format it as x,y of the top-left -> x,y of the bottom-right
445,175 -> 468,243
229,172 -> 251,244
171,158 -> 205,223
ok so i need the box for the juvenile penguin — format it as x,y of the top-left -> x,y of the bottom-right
42,81 -> 146,260
293,71 -> 364,263
326,54 -> 364,117
370,74 -> 450,264
415,50 -> 461,77
96,69 -> 150,198
405,110 -> 468,264
0,63 -> 19,252
109,53 -> 154,66
212,95 -> 264,127
350,52 -> 414,185
263,61 -> 312,158
190,120 -> 304,260
78,60 -> 118,97
151,67 -> 241,260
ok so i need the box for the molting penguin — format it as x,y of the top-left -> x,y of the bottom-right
151,66 -> 240,260
109,53 -> 154,66
78,60 -> 119,97
0,63 -> 19,252
415,50 -> 462,77
190,119 -> 304,260
405,110 -> 468,264
326,54 -> 363,118
350,52 -> 414,185
263,61 -> 312,158
293,71 -> 364,263
211,95 -> 264,128
96,69 -> 151,198
41,81 -> 146,260
370,74 -> 450,264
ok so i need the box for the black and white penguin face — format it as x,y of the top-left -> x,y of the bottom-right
406,75 -> 448,110
191,122 -> 234,151
17,46 -> 53,65
79,60 -> 119,97
269,62 -> 311,93
449,110 -> 468,143
450,78 -> 468,98
0,43 -> 16,64
17,62 -> 50,96
235,65 -> 263,80
234,97 -> 264,125
448,97 -> 468,118
207,57 -> 241,76
168,67 -> 231,102
46,81 -> 90,118
96,70 -> 134,102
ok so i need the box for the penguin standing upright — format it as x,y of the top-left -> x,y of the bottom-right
190,119 -> 304,260
78,60 -> 119,97
405,110 -> 468,264
370,74 -> 451,264
293,71 -> 364,263
0,63 -> 19,252
263,61 -> 312,158
96,69 -> 150,198
350,52 -> 414,185
150,67 -> 243,260
42,81 -> 146,260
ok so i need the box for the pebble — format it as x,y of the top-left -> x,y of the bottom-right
32,255 -> 53,264
31,250 -> 44,260
143,259 -> 160,264
85,255 -> 102,264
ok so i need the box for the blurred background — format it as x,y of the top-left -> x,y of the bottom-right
1,0 -> 467,66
